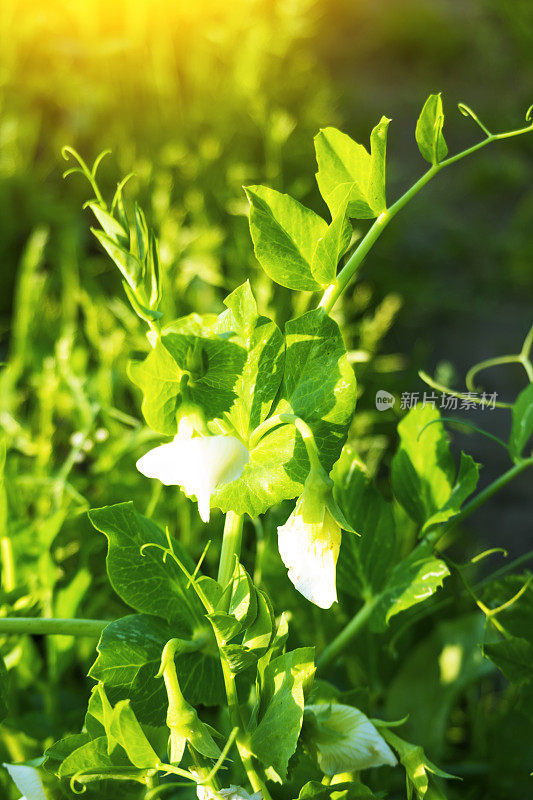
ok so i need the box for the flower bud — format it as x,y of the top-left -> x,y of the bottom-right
277,467 -> 352,609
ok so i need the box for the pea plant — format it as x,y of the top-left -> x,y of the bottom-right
2,95 -> 533,800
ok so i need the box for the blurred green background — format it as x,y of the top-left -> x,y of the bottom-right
0,0 -> 532,797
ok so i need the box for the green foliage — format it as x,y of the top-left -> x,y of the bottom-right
250,648 -> 315,780
415,94 -> 448,165
315,120 -> 390,219
510,383 -> 533,459
391,405 -> 479,531
2,44 -> 533,800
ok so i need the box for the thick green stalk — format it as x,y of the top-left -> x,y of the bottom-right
0,617 -> 108,637
217,511 -> 244,591
316,457 -> 533,671
219,658 -> 272,800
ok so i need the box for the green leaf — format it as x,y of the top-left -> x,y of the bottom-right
334,449 -> 397,599
371,542 -> 450,629
92,228 -> 143,291
385,615 -> 491,755
484,637 -> 533,684
422,452 -> 479,533
315,119 -> 390,219
89,615 -> 225,720
391,406 -> 456,527
296,780 -> 376,800
415,93 -> 448,166
382,729 -> 458,800
220,644 -> 260,674
58,737 -> 131,778
310,205 -> 352,286
108,700 -> 162,769
277,310 -> 357,472
128,315 -> 246,434
0,655 -> 8,722
510,383 -> 533,459
213,423 -> 302,518
88,502 -> 202,627
250,647 -> 315,780
215,310 -> 355,517
243,589 -> 275,655
216,282 -> 284,438
481,575 -> 533,683
88,202 -> 128,245
245,185 -> 325,290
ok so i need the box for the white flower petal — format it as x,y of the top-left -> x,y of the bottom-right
278,508 -> 341,609
137,434 -> 249,522
306,704 -> 397,775
4,763 -> 47,800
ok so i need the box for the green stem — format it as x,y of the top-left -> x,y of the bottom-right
316,597 -> 377,673
219,658 -> 272,800
316,457 -> 533,670
319,122 -> 533,314
217,512 -> 244,592
426,457 -> 533,547
0,617 -> 109,637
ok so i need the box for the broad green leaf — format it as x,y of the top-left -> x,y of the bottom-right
415,94 -> 448,165
315,119 -> 390,219
382,729 -> 458,800
391,406 -> 455,527
310,204 -> 352,286
296,780 -> 375,800
250,647 -> 315,780
422,452 -> 479,533
43,734 -> 92,771
128,314 -> 246,434
334,449 -> 397,599
89,615 -> 225,719
276,309 -> 357,472
57,737 -> 132,779
220,643 -> 259,674
385,615 -> 491,755
510,383 -> 533,459
216,282 -> 284,438
88,502 -> 202,626
245,185 -> 325,290
213,422 -> 302,517
484,636 -> 533,684
371,541 -> 450,630
108,700 -> 162,769
215,311 -> 356,517
0,655 -> 8,722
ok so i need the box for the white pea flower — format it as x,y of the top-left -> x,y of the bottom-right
304,704 -> 397,775
4,762 -> 47,800
136,423 -> 249,523
277,467 -> 353,609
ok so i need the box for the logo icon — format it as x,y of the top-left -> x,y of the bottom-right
375,390 -> 396,411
